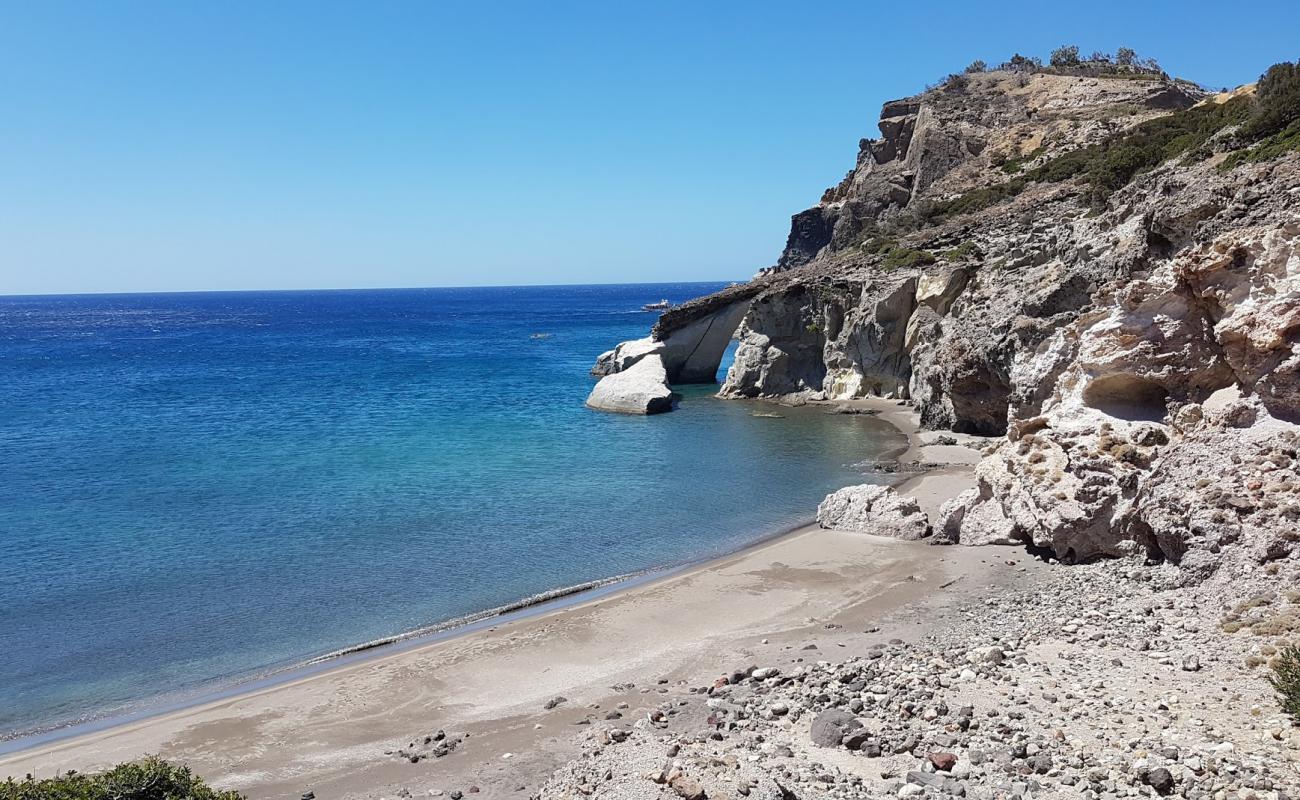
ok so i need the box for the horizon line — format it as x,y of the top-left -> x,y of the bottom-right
0,277 -> 749,301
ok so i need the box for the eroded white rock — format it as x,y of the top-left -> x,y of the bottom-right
585,355 -> 675,415
816,484 -> 930,540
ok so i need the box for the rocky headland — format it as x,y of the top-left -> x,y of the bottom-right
572,51 -> 1300,799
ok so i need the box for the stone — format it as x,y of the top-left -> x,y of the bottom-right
809,709 -> 863,747
816,484 -> 931,539
928,752 -> 958,771
669,774 -> 706,800
585,354 -> 675,415
1145,767 -> 1176,794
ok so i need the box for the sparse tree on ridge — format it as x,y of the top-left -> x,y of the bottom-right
1050,44 -> 1081,67
1116,47 -> 1137,66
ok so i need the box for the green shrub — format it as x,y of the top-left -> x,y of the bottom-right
0,757 -> 242,800
1270,644 -> 1300,721
928,180 -> 1027,219
1050,45 -> 1080,68
941,241 -> 981,262
1241,61 -> 1300,140
927,94 -> 1253,219
1221,118 -> 1300,169
998,146 -> 1046,175
965,60 -> 987,74
1215,60 -> 1300,170
860,235 -> 897,255
881,247 -> 937,269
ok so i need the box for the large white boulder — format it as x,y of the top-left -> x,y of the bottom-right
816,484 -> 930,540
585,354 -> 675,415
590,337 -> 664,377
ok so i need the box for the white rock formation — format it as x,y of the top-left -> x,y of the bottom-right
585,354 -> 675,415
591,337 -> 663,377
947,222 -> 1300,582
816,484 -> 930,540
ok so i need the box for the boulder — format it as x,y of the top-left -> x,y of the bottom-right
809,709 -> 862,747
816,484 -> 930,540
590,337 -> 664,377
585,355 -> 675,415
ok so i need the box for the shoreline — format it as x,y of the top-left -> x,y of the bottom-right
1,394 -> 987,799
0,512 -> 825,757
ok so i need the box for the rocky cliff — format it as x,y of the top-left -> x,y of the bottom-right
593,59 -> 1300,584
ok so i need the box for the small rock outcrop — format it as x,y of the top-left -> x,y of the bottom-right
816,484 -> 930,540
585,355 -> 675,415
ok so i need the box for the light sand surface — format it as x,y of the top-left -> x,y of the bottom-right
0,527 -> 1037,800
1,397 -> 1011,800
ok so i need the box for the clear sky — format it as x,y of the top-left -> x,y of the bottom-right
2,1 -> 1296,295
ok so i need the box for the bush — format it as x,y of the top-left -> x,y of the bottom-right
1116,47 -> 1137,67
1050,45 -> 1080,68
928,180 -> 1027,219
965,59 -> 987,74
1024,95 -> 1253,202
1221,119 -> 1300,169
0,757 -> 242,800
944,72 -> 970,92
1241,60 -> 1300,140
930,93 -> 1255,219
860,235 -> 897,255
881,247 -> 937,269
941,241 -> 981,262
1270,644 -> 1300,721
1003,53 -> 1040,73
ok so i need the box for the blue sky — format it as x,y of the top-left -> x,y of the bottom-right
2,1 -> 1296,295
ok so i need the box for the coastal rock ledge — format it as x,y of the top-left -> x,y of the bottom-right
585,354 -> 675,414
816,484 -> 930,539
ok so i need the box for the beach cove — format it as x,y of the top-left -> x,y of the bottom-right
1,400 -> 999,798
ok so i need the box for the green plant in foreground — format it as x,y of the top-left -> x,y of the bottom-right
0,757 -> 242,800
1271,644 -> 1300,721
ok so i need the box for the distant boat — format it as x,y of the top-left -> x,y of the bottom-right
641,299 -> 672,311
530,332 -> 553,340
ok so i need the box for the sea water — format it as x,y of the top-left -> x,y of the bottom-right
0,284 -> 897,740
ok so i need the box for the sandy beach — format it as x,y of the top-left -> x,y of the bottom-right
1,398 -> 997,799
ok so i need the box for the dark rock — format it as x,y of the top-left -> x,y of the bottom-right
1145,767 -> 1175,794
928,752 -> 958,772
809,709 -> 862,747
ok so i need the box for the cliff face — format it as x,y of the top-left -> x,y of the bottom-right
720,70 -> 1226,432
592,61 -> 1300,582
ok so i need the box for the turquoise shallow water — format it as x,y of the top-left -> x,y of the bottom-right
0,284 -> 897,740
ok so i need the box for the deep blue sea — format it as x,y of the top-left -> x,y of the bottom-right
0,283 -> 897,741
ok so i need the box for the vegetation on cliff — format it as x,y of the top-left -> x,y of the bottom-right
0,758 -> 241,800
1274,644 -> 1300,721
921,58 -> 1300,223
